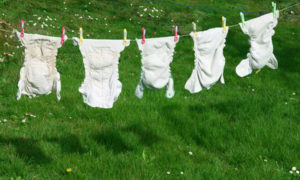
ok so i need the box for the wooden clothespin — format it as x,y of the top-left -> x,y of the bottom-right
192,22 -> 197,38
222,16 -> 226,33
123,29 -> 127,45
142,27 -> 146,45
272,2 -> 277,17
240,12 -> 245,27
61,27 -> 66,45
174,26 -> 178,42
79,27 -> 83,45
20,20 -> 24,38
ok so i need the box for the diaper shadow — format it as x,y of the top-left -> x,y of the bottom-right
45,134 -> 87,154
121,123 -> 161,147
93,130 -> 134,154
0,136 -> 52,165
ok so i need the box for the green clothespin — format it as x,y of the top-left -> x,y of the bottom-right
255,69 -> 261,74
272,2 -> 277,17
240,12 -> 245,27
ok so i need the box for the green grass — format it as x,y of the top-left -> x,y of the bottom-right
0,0 -> 300,179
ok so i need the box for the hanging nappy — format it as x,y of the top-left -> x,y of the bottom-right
73,38 -> 130,109
13,29 -> 67,100
185,27 -> 229,93
135,36 -> 179,99
236,11 -> 279,77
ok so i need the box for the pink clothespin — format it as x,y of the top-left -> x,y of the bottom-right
61,27 -> 66,45
174,26 -> 178,42
142,27 -> 146,45
20,20 -> 24,38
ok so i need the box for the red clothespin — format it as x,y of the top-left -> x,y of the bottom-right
174,26 -> 178,42
61,27 -> 66,45
142,27 -> 146,45
20,20 -> 24,38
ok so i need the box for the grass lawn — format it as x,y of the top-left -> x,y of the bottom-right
0,0 -> 300,179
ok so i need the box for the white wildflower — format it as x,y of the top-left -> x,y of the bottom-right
264,159 -> 267,162
180,171 -> 184,175
144,8 -> 147,12
38,17 -> 41,20
166,171 -> 170,174
285,102 -> 288,105
22,119 -> 26,123
252,89 -> 255,91
3,119 -> 7,123
293,92 -> 296,96
297,170 -> 300,174
290,170 -> 293,174
292,167 -> 297,171
189,151 -> 193,155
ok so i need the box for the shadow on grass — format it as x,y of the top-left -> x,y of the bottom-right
121,123 -> 162,147
93,123 -> 161,154
0,136 -> 52,165
45,134 -> 87,154
93,130 -> 134,154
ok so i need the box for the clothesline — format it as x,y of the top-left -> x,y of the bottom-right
4,2 -> 299,41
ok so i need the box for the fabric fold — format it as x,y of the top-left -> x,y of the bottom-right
135,36 -> 179,99
13,29 -> 67,100
185,27 -> 229,94
236,11 -> 279,77
73,37 -> 130,109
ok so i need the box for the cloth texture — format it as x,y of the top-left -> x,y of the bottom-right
185,27 -> 229,93
73,37 -> 130,108
236,11 -> 279,77
135,36 -> 179,99
14,29 -> 67,100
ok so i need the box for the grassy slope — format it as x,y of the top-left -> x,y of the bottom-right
0,0 -> 300,179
